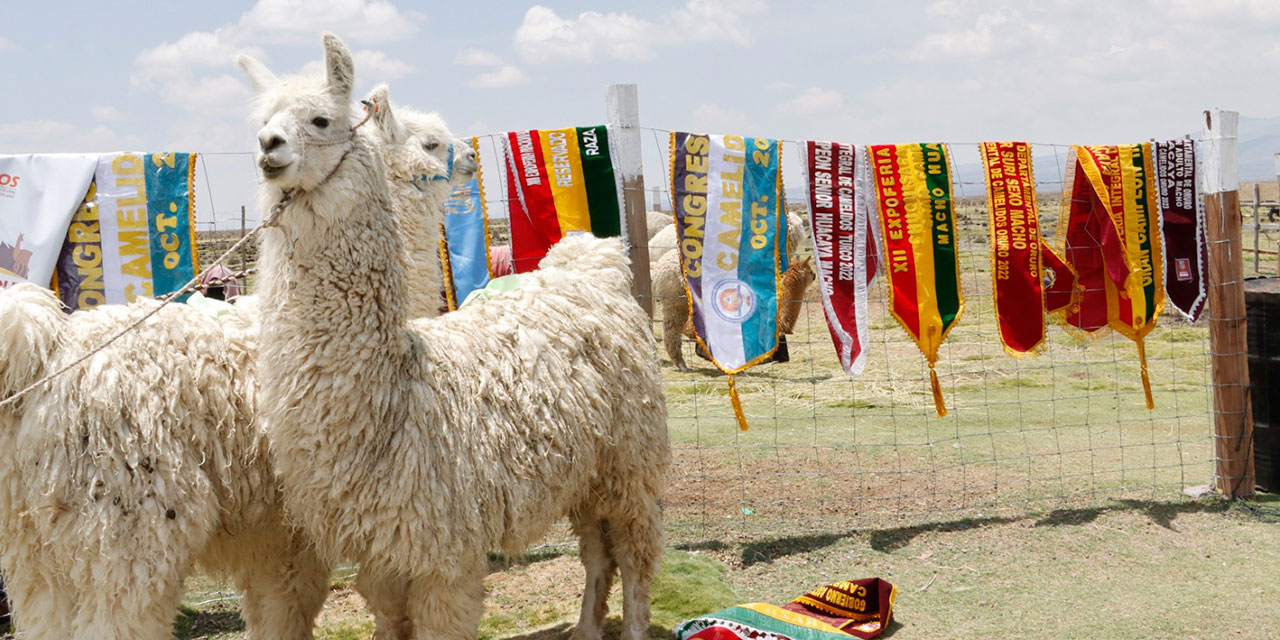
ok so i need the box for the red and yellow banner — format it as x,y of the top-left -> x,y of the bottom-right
1059,144 -> 1164,408
503,126 -> 623,272
980,141 -> 1045,355
869,143 -> 963,417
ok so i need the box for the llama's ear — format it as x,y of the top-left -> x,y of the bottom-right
322,33 -> 355,102
367,84 -> 406,144
237,54 -> 277,93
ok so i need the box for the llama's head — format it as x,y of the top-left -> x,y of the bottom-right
237,33 -> 360,192
367,84 -> 478,188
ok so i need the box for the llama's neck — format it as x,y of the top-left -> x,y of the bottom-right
257,139 -> 410,367
386,175 -> 448,319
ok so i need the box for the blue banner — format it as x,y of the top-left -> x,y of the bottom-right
143,152 -> 198,300
445,171 -> 491,304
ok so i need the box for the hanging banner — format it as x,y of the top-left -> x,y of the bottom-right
1059,145 -> 1130,336
801,140 -> 878,377
53,152 -> 200,310
1041,245 -> 1076,314
443,138 -> 492,307
503,125 -> 624,273
0,154 -> 99,291
1154,139 -> 1205,321
1059,144 -> 1163,409
980,141 -> 1045,355
869,143 -> 963,417
671,132 -> 784,429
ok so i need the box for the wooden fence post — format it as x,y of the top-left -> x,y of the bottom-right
606,83 -> 654,318
1203,109 -> 1255,498
1253,183 -> 1261,275
1274,152 -> 1280,274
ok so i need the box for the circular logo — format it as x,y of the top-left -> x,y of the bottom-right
711,278 -> 757,324
1042,268 -> 1056,289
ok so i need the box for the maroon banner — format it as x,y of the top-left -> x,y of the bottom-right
802,140 -> 876,376
1154,139 -> 1205,321
981,141 -> 1045,354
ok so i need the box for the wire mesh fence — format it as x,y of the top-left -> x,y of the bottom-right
192,135 -> 1224,546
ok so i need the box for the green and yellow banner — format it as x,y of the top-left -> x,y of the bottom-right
1059,144 -> 1164,408
869,143 -> 963,417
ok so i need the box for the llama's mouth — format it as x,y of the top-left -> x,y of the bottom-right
260,162 -> 290,179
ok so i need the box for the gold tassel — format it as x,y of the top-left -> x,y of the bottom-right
1137,338 -> 1154,410
929,362 -> 947,418
729,374 -> 749,431
439,224 -> 457,312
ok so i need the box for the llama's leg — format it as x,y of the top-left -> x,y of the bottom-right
569,513 -> 618,640
661,294 -> 690,371
3,566 -> 75,640
406,559 -> 486,640
239,534 -> 331,640
609,501 -> 664,640
355,569 -> 413,640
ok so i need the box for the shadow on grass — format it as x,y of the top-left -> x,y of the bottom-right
174,605 -> 245,639
863,497 -> 1230,553
674,540 -> 730,553
488,546 -> 570,572
741,532 -> 850,567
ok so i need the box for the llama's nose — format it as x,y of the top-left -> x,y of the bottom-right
259,131 -> 286,153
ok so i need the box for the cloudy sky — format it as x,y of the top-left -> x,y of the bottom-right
3,0 -> 1277,225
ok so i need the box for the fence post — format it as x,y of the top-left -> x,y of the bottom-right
1253,183 -> 1261,274
1202,108 -> 1255,498
606,84 -> 654,318
1274,152 -> 1280,274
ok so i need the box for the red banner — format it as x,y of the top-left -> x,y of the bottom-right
802,141 -> 877,376
981,141 -> 1045,355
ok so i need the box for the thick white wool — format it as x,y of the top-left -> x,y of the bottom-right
0,284 -> 328,640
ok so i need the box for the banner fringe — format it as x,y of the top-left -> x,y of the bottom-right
1137,337 -> 1154,410
729,375 -> 750,431
929,363 -> 947,418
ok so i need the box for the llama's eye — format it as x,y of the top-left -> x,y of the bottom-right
424,142 -> 439,151
311,117 -> 331,128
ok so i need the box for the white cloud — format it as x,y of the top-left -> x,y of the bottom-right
513,0 -> 763,65
131,30 -> 251,89
0,36 -> 18,52
0,120 -> 141,153
352,50 -> 414,80
0,120 -> 74,139
454,48 -> 528,89
455,48 -> 505,67
237,0 -> 423,43
91,105 -> 126,122
776,88 -> 847,117
691,103 -> 755,135
910,8 -> 1042,60
470,65 -> 529,89
669,0 -> 762,46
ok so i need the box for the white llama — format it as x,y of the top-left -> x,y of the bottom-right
0,284 -> 330,640
365,83 -> 477,318
239,34 -> 670,640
